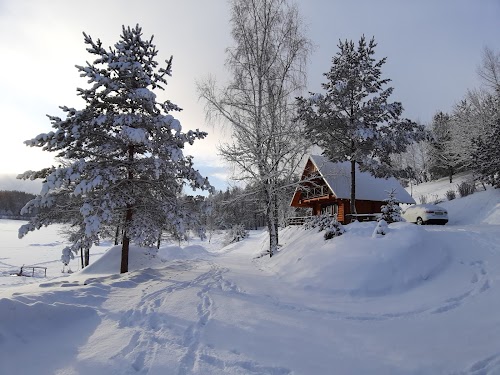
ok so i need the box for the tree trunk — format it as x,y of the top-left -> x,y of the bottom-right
121,206 -> 133,273
266,185 -> 278,257
156,232 -> 161,249
121,144 -> 135,274
350,159 -> 357,218
449,166 -> 454,183
84,248 -> 90,267
114,225 -> 120,245
80,247 -> 84,269
121,233 -> 130,274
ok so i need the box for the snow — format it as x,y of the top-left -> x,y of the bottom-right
309,154 -> 415,203
1,181 -> 500,373
121,126 -> 148,144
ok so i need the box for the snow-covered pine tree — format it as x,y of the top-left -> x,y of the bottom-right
296,36 -> 426,215
472,116 -> 500,188
18,25 -> 212,273
379,189 -> 404,224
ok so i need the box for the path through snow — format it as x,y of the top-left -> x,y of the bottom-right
2,222 -> 500,374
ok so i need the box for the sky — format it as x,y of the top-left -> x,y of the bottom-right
0,0 -> 499,192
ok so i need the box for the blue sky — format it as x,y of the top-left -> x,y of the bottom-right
0,0 -> 499,192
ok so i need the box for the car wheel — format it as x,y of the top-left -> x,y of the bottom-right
416,217 -> 424,225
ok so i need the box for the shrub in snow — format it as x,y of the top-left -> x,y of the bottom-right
372,219 -> 388,238
379,190 -> 404,224
18,25 -> 213,273
445,189 -> 456,201
224,224 -> 249,245
323,223 -> 345,240
457,180 -> 476,198
304,214 -> 345,240
61,247 -> 75,266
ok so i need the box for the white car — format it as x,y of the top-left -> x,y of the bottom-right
402,204 -> 448,225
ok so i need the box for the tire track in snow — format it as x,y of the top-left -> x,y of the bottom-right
430,259 -> 490,315
454,352 -> 500,375
259,254 -> 492,322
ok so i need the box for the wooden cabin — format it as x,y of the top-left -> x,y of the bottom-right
290,155 -> 415,224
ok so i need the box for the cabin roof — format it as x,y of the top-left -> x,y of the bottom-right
303,155 -> 415,204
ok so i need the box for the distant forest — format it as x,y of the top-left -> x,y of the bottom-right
0,190 -> 35,219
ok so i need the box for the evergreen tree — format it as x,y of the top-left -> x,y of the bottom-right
379,189 -> 404,224
473,116 -> 500,188
296,36 -> 426,214
18,25 -> 212,273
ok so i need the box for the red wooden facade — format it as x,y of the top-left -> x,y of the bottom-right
290,157 -> 399,224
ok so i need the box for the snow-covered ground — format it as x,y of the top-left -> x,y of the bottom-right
1,182 -> 500,374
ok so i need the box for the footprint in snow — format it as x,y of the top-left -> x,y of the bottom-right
471,273 -> 478,283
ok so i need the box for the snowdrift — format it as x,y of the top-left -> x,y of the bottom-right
79,243 -> 212,276
267,222 -> 451,297
0,298 -> 99,373
159,244 -> 212,261
440,188 -> 500,225
79,245 -> 159,275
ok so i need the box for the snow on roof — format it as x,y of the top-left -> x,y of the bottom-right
309,155 -> 416,204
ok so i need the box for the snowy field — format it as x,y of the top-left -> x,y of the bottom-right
1,181 -> 500,374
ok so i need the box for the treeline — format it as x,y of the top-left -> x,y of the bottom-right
0,190 -> 36,219
393,47 -> 500,188
201,182 -> 299,233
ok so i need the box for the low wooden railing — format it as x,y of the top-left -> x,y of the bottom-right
285,216 -> 308,226
12,265 -> 47,277
286,213 -> 380,226
345,213 -> 380,222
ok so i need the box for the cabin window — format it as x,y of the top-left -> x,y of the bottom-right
321,204 -> 338,216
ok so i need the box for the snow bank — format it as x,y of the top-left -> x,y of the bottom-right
269,222 -> 450,297
79,245 -> 159,275
159,244 -> 212,261
440,188 -> 500,225
406,174 -> 500,225
0,298 -> 99,374
78,243 -> 212,276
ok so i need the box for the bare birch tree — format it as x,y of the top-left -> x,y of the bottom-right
477,46 -> 500,94
198,0 -> 311,257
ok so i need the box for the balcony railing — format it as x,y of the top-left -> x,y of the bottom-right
301,185 -> 330,200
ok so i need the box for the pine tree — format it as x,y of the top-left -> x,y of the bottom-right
379,189 -> 404,224
296,36 -> 426,214
473,116 -> 500,188
18,25 -> 212,273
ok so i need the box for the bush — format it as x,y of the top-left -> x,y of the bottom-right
304,214 -> 345,240
445,189 -> 456,201
372,219 -> 388,238
457,180 -> 476,198
418,194 -> 428,204
224,224 -> 248,245
379,190 -> 404,224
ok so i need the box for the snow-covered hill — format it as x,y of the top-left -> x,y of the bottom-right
1,183 -> 500,374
